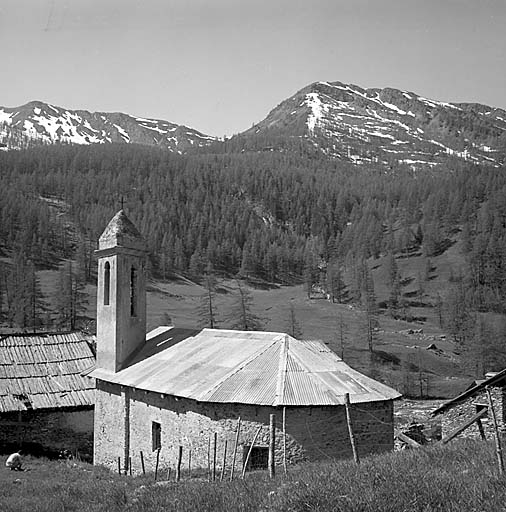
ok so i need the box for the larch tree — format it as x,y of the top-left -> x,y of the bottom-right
361,263 -> 379,352
228,280 -> 264,331
285,301 -> 303,339
196,266 -> 219,329
54,261 -> 87,330
335,311 -> 347,360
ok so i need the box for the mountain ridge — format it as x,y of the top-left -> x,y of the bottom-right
241,80 -> 506,168
0,100 -> 217,152
2,80 -> 506,169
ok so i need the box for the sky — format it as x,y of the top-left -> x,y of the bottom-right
0,0 -> 505,137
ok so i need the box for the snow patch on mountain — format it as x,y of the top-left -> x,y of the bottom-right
244,80 -> 506,169
0,102 -> 217,151
114,124 -> 130,142
0,110 -> 12,124
305,93 -> 325,133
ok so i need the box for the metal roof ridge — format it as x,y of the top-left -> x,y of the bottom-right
284,345 -> 339,401
200,337 -> 280,400
275,334 -> 289,405
200,328 -> 289,336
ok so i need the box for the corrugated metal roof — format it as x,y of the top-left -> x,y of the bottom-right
0,331 -> 96,412
91,328 -> 401,406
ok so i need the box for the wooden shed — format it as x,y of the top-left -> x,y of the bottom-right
432,369 -> 506,441
0,331 -> 96,459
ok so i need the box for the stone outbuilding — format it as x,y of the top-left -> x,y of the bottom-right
0,331 -> 95,459
432,370 -> 506,441
91,210 -> 401,474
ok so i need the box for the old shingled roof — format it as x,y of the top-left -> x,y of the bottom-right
0,331 -> 96,412
91,328 -> 401,406
432,368 -> 506,416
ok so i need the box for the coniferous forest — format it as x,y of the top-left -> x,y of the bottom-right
0,141 -> 506,374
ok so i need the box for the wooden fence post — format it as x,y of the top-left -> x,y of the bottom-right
176,445 -> 183,482
344,393 -> 360,464
207,436 -> 211,481
129,456 -> 132,476
242,425 -> 262,479
188,449 -> 192,479
477,418 -> 486,440
140,451 -> 145,475
117,456 -> 121,475
154,448 -> 161,481
212,432 -> 218,481
230,417 -> 241,481
220,440 -> 228,481
486,387 -> 504,474
282,407 -> 287,475
269,414 -> 276,479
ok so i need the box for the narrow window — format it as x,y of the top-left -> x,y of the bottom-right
152,421 -> 161,452
104,262 -> 110,305
130,266 -> 137,317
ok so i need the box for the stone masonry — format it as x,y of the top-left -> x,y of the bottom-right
94,380 -> 394,474
440,385 -> 504,440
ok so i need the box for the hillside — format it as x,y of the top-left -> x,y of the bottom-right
0,101 -> 216,152
0,98 -> 505,399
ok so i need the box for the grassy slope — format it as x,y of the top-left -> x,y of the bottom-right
1,439 -> 505,512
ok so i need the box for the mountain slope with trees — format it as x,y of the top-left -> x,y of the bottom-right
0,109 -> 506,395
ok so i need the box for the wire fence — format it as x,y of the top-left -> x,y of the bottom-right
114,401 -> 400,481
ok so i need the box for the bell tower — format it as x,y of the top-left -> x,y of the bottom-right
95,210 -> 147,372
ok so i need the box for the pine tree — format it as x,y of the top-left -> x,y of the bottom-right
326,261 -> 346,303
444,279 -> 473,344
362,264 -> 379,352
303,254 -> 316,299
335,311 -> 347,359
196,270 -> 219,328
423,257 -> 432,281
5,253 -> 34,329
435,293 -> 443,328
228,281 -> 263,331
25,260 -> 44,331
285,301 -> 303,339
55,261 -> 87,330
239,242 -> 255,279
401,357 -> 414,397
417,271 -> 424,299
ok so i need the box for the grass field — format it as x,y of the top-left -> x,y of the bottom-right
1,438 -> 505,512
